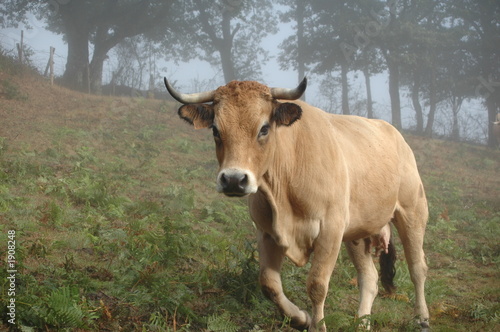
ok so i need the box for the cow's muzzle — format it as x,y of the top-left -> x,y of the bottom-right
216,168 -> 257,197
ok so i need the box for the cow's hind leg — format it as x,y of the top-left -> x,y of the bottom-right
258,231 -> 311,330
345,240 -> 378,329
393,207 -> 430,331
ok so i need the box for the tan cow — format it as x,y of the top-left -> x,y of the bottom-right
164,78 -> 430,332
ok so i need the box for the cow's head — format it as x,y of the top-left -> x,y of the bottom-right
164,78 -> 307,197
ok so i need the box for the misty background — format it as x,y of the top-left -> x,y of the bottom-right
1,0 -> 499,146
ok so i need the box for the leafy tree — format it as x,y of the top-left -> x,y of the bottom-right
180,0 -> 277,83
395,0 -> 498,141
308,1 -> 362,115
341,0 -> 386,119
378,0 -> 465,136
449,0 -> 500,147
375,0 -> 416,130
355,47 -> 385,119
278,1 -> 357,114
278,1 -> 387,116
1,0 -> 182,93
277,0 -> 312,98
394,0 -> 452,136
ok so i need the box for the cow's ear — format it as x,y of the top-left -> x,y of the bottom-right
272,102 -> 302,126
178,104 -> 214,129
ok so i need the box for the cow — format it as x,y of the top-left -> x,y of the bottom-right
164,77 -> 430,332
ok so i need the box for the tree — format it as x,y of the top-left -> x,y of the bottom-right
398,0 -> 499,141
1,0 -> 181,93
400,0 -> 450,136
436,25 -> 476,141
355,47 -> 384,119
450,0 -> 500,147
279,1 -> 365,115
311,1 -> 361,115
376,0 -> 413,130
278,1 -> 388,116
181,0 -> 277,83
277,0 -> 312,99
398,5 -> 443,135
343,0 -> 387,119
379,0 -> 460,135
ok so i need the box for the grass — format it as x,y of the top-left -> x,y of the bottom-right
0,55 -> 499,331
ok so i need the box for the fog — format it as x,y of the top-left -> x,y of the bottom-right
0,0 -> 498,145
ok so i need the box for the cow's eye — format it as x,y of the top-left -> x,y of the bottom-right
259,124 -> 270,138
212,126 -> 221,139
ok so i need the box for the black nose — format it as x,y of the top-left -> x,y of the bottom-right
220,171 -> 248,196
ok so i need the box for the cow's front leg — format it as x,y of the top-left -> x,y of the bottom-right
258,231 -> 311,330
307,232 -> 343,332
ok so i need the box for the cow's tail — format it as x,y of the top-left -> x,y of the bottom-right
379,224 -> 397,294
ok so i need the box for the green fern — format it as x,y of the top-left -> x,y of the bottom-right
43,287 -> 85,328
207,312 -> 238,332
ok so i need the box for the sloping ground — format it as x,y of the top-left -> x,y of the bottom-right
0,56 -> 499,331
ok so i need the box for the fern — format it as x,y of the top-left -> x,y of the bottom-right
207,312 -> 239,332
43,287 -> 86,328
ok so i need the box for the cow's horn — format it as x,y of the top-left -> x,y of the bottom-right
164,77 -> 215,104
270,77 -> 307,100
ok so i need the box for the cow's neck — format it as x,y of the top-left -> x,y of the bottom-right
253,121 -> 339,266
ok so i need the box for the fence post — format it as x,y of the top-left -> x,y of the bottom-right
50,47 -> 55,85
44,47 -> 56,85
16,30 -> 24,64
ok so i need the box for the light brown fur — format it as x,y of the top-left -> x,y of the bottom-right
173,80 -> 430,331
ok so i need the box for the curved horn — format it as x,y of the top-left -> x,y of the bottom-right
270,77 -> 307,100
164,77 -> 215,104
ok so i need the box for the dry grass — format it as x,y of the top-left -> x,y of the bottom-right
0,56 -> 499,331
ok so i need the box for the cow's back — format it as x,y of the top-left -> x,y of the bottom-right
267,100 -> 425,241
330,114 -> 423,239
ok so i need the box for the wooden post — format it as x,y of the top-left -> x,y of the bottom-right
16,30 -> 24,64
44,57 -> 50,76
44,47 -> 56,85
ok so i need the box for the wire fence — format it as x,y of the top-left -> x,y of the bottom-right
1,29 -> 170,89
0,30 -> 66,76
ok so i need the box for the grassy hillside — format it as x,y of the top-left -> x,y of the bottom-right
1,56 -> 499,331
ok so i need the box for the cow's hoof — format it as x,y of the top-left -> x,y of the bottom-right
420,319 -> 430,332
290,310 -> 311,331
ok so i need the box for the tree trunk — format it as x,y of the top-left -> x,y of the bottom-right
387,54 -> 401,129
89,25 -> 114,94
363,67 -> 373,118
475,2 -> 500,148
425,69 -> 437,137
195,1 -> 238,83
62,24 -> 90,91
219,47 -> 236,83
219,10 -> 237,83
341,61 -> 350,115
60,2 -> 90,92
450,96 -> 463,141
411,70 -> 424,134
296,0 -> 306,100
89,33 -> 124,94
487,96 -> 500,147
89,50 -> 107,95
